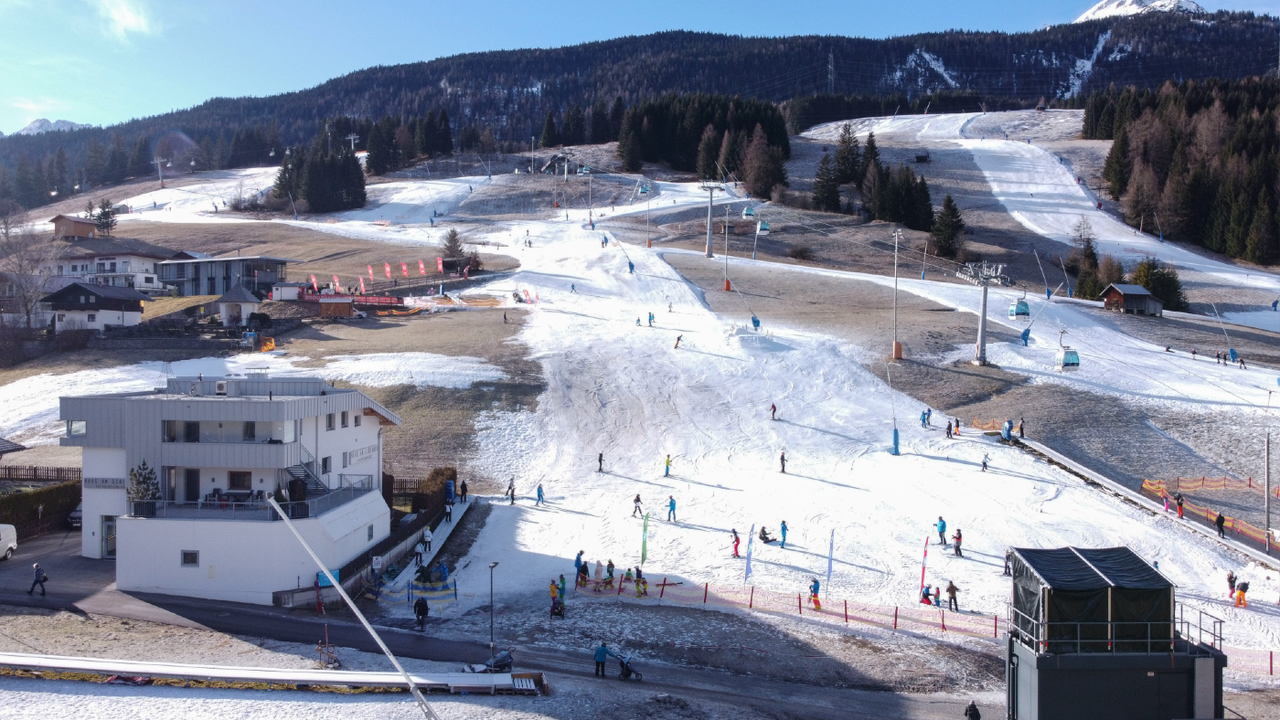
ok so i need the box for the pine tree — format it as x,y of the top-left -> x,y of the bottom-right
104,134 -> 127,185
127,461 -> 161,503
912,176 -> 933,231
421,111 -> 438,156
858,132 -> 880,191
834,123 -> 861,184
562,105 -> 586,146
1103,128 -> 1129,200
95,198 -> 116,235
52,147 -> 68,195
540,111 -> 560,148
127,135 -> 152,178
590,100 -> 610,144
84,137 -> 106,186
442,228 -> 465,258
695,125 -> 721,180
718,130 -> 743,177
812,154 -> 841,212
1099,255 -> 1126,286
609,97 -> 626,141
435,109 -> 453,155
365,124 -> 392,175
616,111 -> 641,171
931,195 -> 965,258
1076,270 -> 1104,301
1224,189 -> 1253,258
1129,258 -> 1188,311
1244,189 -> 1275,265
743,124 -> 786,198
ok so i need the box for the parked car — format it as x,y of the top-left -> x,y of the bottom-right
0,524 -> 16,560
68,502 -> 83,529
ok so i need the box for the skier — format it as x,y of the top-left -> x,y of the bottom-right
952,529 -> 963,557
945,581 -> 960,611
632,494 -> 643,518
636,317 -> 641,326
668,302 -> 672,313
964,700 -> 982,720
575,550 -> 585,575
1175,493 -> 1185,519
1018,418 -> 1025,439
780,451 -> 787,474
664,455 -> 672,477
780,520 -> 788,549
414,596 -> 430,630
648,312 -> 654,327
920,584 -> 933,605
731,529 -> 741,558
809,578 -> 822,610
536,483 -> 545,506
770,403 -> 777,420
954,418 -> 961,436
925,408 -> 932,426
1003,550 -> 1012,576
674,335 -> 682,349
503,312 -> 508,324
598,452 -> 604,473
1215,511 -> 1226,538
570,284 -> 577,293
981,454 -> 989,472
1227,571 -> 1237,599
508,478 -> 516,504
667,495 -> 677,522
920,410 -> 928,428
1236,581 -> 1249,608
935,516 -> 947,546
759,526 -> 775,543
945,420 -> 953,439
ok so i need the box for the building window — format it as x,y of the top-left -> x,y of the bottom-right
68,420 -> 86,436
145,276 -> 154,284
183,421 -> 200,443
242,422 -> 256,441
354,414 -> 361,427
326,413 -> 335,431
162,420 -> 178,442
86,313 -> 96,323
340,411 -> 348,428
229,471 -> 251,490
342,451 -> 348,469
181,550 -> 199,567
367,525 -> 374,541
321,456 -> 331,474
89,295 -> 96,303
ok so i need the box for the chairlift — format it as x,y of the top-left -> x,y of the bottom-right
1008,290 -> 1030,321
742,206 -> 755,219
640,184 -> 650,195
756,220 -> 770,236
1055,330 -> 1080,372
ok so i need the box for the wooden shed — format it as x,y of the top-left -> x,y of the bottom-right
1101,284 -> 1163,317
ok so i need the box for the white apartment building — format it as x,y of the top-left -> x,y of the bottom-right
48,236 -> 177,296
59,372 -> 401,605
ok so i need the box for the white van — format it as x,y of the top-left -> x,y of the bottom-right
0,524 -> 15,561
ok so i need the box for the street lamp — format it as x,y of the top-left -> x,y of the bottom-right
488,561 -> 499,663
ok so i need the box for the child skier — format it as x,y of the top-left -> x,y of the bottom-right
1175,493 -> 1185,519
731,529 -> 741,558
536,483 -> 545,506
952,529 -> 963,557
1227,571 -> 1237,600
674,335 -> 682,349
632,494 -> 643,518
981,454 -> 989,472
809,578 -> 822,610
921,584 -> 933,605
780,520 -> 788,549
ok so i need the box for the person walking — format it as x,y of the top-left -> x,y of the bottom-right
507,478 -> 516,505
598,452 -> 604,473
664,455 -> 672,477
674,335 -> 682,349
536,483 -> 545,506
731,529 -> 741,558
1018,418 -> 1025,439
445,499 -> 454,522
945,581 -> 960,611
1215,511 -> 1226,538
667,495 -> 677,522
632,494 -> 643,518
963,700 -> 981,720
770,403 -> 777,420
460,480 -> 468,503
414,537 -> 427,566
780,520 -> 789,549
558,574 -> 567,599
945,420 -> 953,439
780,451 -> 787,474
1175,493 -> 1184,519
503,312 -> 508,324
952,529 -> 963,557
575,551 -> 584,576
28,563 -> 46,596
414,597 -> 430,630
1227,571 -> 1237,600
935,516 -> 947,546
981,454 -> 989,472
422,527 -> 434,554
594,641 -> 616,677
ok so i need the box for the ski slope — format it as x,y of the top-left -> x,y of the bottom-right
804,111 -> 1280,330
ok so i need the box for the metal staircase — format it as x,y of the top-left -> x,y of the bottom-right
286,446 -> 329,496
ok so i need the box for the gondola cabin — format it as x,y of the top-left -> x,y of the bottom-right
756,220 -> 770,236
1009,298 -> 1030,321
742,206 -> 755,218
1055,347 -> 1080,371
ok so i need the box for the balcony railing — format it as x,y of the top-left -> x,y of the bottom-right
1007,603 -> 1221,656
131,476 -> 374,521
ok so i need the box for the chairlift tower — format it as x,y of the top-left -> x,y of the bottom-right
344,134 -> 360,151
957,261 -> 1009,366
701,181 -> 723,258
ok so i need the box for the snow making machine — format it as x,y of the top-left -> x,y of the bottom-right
1005,547 -> 1226,720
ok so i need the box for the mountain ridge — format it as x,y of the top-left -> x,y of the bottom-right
14,119 -> 94,136
1076,0 -> 1207,24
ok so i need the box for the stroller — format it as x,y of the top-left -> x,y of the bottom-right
618,654 -> 642,681
464,649 -> 514,674
550,597 -> 566,619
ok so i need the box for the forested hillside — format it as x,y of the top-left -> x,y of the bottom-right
0,11 -> 1275,213
1085,77 -> 1279,264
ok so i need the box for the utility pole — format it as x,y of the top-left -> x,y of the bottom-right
892,228 -> 902,360
702,182 -> 722,258
1267,433 -> 1272,554
152,157 -> 168,189
724,204 -> 731,291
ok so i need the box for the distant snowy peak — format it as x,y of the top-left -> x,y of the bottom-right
1075,0 -> 1206,23
15,119 -> 93,135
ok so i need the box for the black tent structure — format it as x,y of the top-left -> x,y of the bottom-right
1006,547 -> 1226,720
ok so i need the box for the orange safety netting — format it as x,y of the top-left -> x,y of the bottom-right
1142,481 -> 1273,545
1144,476 -> 1280,497
970,418 -> 1006,431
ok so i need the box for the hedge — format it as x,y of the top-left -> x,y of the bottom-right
0,480 -> 81,538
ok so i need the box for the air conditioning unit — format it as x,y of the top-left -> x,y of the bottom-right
215,381 -> 227,396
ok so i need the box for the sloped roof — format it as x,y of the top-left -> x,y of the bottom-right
55,236 -> 178,260
1012,547 -> 1170,591
49,214 -> 96,225
41,282 -> 153,303
1104,284 -> 1154,297
213,285 -> 262,304
0,437 -> 26,456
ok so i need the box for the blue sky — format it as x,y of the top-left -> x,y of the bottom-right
0,0 -> 1272,134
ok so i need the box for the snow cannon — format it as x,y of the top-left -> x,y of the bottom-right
1020,328 -> 1030,347
751,316 -> 760,331
1229,349 -> 1238,363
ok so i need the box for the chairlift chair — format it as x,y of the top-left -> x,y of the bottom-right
756,220 -> 770,236
742,206 -> 755,219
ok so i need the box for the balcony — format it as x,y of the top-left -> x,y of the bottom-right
131,475 -> 375,521
159,440 -> 301,469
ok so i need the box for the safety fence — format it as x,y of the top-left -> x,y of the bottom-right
1143,475 -> 1280,498
1141,480 -> 1276,550
970,418 -> 1006,432
366,577 -> 459,607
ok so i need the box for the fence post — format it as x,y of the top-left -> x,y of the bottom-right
749,586 -> 754,609
994,615 -> 999,638
941,609 -> 946,632
659,577 -> 667,599
617,578 -> 623,596
844,600 -> 848,624
894,606 -> 898,630
798,594 -> 802,615
704,582 -> 708,604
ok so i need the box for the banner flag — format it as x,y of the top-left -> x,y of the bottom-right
827,529 -> 834,588
418,259 -> 427,276
920,535 -> 929,596
384,263 -> 392,279
401,262 -> 409,278
359,277 -> 366,294
310,275 -> 318,293
332,275 -> 341,293
367,265 -> 374,282
745,524 -> 755,583
641,513 -> 650,565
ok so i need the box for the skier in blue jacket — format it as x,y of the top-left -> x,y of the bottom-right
667,495 -> 677,522
575,551 -> 584,574
780,520 -> 788,548
935,516 -> 947,546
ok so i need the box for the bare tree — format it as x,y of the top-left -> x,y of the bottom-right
0,205 -> 62,329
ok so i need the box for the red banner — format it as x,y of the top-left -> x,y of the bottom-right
310,275 -> 318,293
463,265 -> 470,280
384,263 -> 392,280
437,257 -> 443,273
332,275 -> 342,293
418,259 -> 426,276
401,262 -> 409,278
359,277 -> 366,294
367,265 -> 374,282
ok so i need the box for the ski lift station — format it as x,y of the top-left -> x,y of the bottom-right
1006,546 -> 1226,720
1101,284 -> 1164,317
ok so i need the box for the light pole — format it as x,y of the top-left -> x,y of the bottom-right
488,561 -> 499,663
724,204 -> 731,291
892,229 -> 902,360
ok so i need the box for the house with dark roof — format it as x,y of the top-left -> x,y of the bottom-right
159,254 -> 298,297
1101,284 -> 1164,317
213,285 -> 263,326
49,236 -> 178,295
41,281 -> 152,333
